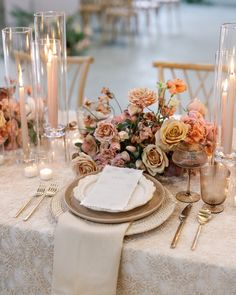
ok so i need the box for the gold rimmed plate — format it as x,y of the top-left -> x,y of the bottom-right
64,173 -> 165,224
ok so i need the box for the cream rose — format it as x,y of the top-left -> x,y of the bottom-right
94,121 -> 117,142
142,144 -> 169,176
72,152 -> 98,177
156,119 -> 188,150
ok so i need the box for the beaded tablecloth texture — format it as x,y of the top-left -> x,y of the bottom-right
1,164 -> 236,295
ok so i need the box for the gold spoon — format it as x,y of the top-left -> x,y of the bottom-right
191,208 -> 212,251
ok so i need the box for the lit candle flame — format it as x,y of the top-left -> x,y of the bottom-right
46,34 -> 50,47
223,79 -> 228,92
48,49 -> 52,63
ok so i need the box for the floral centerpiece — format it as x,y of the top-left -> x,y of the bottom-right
0,87 -> 37,150
72,80 -> 215,177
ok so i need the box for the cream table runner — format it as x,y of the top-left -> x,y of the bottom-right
51,212 -> 129,295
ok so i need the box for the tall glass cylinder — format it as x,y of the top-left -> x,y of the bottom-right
214,23 -> 236,165
2,27 -> 36,161
34,11 -> 68,139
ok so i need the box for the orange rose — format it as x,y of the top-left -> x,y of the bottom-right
167,79 -> 187,95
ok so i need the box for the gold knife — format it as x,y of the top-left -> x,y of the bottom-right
170,204 -> 192,249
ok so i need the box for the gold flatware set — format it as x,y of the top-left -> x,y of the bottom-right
171,205 -> 212,250
15,183 -> 59,221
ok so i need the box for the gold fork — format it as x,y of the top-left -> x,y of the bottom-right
15,184 -> 46,218
23,183 -> 59,221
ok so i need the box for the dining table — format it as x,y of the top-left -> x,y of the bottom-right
1,160 -> 236,295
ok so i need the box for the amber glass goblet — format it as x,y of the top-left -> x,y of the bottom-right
172,142 -> 207,203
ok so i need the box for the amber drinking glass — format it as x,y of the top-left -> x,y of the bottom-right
172,142 -> 207,203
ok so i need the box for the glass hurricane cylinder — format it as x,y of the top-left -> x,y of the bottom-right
214,23 -> 236,165
34,11 -> 68,139
2,27 -> 36,161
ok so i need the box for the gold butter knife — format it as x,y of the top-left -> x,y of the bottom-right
170,204 -> 192,249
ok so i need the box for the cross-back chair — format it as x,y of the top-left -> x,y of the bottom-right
67,56 -> 94,108
153,61 -> 215,112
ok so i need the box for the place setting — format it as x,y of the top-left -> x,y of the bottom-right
1,3 -> 236,295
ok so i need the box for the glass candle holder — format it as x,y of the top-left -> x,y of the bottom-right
214,23 -> 236,165
2,27 -> 36,161
34,11 -> 68,139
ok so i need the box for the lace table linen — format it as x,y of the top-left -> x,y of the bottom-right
1,164 -> 236,295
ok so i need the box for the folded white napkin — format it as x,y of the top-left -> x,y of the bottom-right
52,211 -> 129,295
81,165 -> 143,211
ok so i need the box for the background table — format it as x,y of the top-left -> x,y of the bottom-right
1,163 -> 236,295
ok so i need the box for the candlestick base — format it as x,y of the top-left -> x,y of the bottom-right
44,124 -> 65,138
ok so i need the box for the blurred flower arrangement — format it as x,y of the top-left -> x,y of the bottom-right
72,80 -> 215,177
10,7 -> 90,55
0,87 -> 37,150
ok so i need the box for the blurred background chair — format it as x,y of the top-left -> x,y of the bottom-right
103,0 -> 139,41
153,61 -> 215,113
67,56 -> 94,108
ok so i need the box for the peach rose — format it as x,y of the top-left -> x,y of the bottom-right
182,115 -> 206,144
156,119 -> 188,150
0,110 -> 6,128
72,152 -> 98,176
167,79 -> 187,95
142,144 -> 169,176
128,88 -> 158,109
187,98 -> 206,116
94,121 -> 118,143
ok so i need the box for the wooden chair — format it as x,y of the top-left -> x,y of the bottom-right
133,0 -> 160,27
103,0 -> 139,41
153,61 -> 215,112
67,56 -> 94,108
79,0 -> 103,31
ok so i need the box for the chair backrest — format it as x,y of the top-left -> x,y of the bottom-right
153,61 -> 215,113
67,56 -> 94,108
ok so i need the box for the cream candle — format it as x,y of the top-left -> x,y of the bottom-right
47,40 -> 58,129
40,168 -> 53,180
18,65 -> 30,157
24,165 -> 38,178
223,60 -> 236,155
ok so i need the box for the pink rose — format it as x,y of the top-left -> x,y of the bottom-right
205,122 -> 216,142
94,121 -> 118,143
111,154 -> 126,167
81,134 -> 98,157
187,98 -> 206,116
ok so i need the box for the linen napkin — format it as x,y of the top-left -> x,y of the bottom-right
81,165 -> 143,211
51,211 -> 130,295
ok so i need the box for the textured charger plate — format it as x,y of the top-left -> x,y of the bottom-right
63,174 -> 165,224
50,179 -> 176,236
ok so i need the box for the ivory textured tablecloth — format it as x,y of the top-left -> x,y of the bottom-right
1,163 -> 236,295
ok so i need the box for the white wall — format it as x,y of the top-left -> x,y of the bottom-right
4,0 -> 79,25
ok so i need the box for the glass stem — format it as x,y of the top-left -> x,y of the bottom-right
186,169 -> 191,195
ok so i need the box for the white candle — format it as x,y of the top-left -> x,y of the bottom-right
221,79 -> 228,151
223,60 -> 236,155
18,65 -> 29,157
47,39 -> 58,129
40,168 -> 53,180
24,165 -> 38,178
